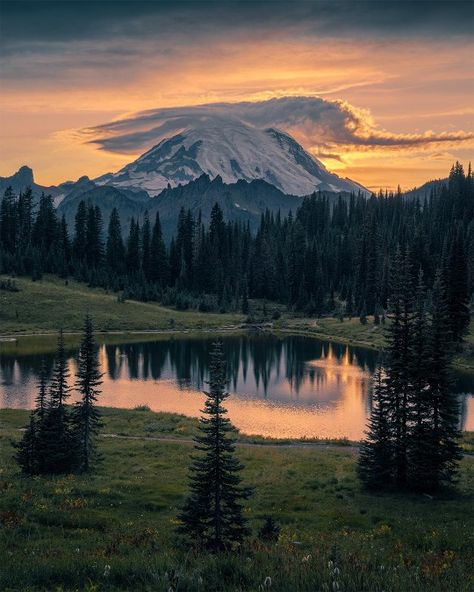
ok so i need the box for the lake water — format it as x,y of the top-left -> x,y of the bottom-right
1,333 -> 473,440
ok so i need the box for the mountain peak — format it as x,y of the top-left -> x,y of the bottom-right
96,117 -> 367,196
15,165 -> 34,185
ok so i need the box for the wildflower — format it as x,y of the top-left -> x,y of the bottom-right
328,560 -> 334,569
103,565 -> 111,577
264,576 -> 272,588
302,554 -> 312,563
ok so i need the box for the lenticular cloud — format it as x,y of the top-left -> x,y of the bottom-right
78,96 -> 474,155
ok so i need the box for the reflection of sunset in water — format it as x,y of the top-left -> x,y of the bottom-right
1,335 -> 473,440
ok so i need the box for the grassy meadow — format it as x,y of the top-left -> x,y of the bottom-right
0,275 -> 242,335
1,407 -> 474,592
1,275 -> 473,370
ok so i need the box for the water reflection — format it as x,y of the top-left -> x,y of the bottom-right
1,334 -> 473,439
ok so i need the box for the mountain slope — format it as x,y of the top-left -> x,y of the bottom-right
98,117 -> 367,196
58,174 -> 305,240
403,178 -> 447,201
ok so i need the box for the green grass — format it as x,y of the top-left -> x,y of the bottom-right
276,315 -> 474,371
1,408 -> 474,591
0,275 -> 242,334
1,274 -> 473,371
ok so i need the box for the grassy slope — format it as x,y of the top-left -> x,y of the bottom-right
1,276 -> 473,369
1,408 -> 473,592
0,275 -> 242,334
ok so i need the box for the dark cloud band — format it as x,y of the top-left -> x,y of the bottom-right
1,0 -> 472,50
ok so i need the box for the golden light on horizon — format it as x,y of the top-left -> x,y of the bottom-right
1,29 -> 472,190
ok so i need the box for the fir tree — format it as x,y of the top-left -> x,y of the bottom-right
407,269 -> 432,490
358,367 -> 393,489
35,359 -> 49,422
384,247 -> 414,488
149,211 -> 168,286
423,271 -> 462,490
178,341 -> 251,551
71,315 -> 103,472
106,208 -> 125,277
41,329 -> 75,474
14,415 -> 38,475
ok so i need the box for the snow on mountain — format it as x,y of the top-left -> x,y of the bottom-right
96,117 -> 367,196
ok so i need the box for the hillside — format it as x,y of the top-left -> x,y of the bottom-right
0,275 -> 241,334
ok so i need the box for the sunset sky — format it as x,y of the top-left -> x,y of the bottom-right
0,0 -> 473,191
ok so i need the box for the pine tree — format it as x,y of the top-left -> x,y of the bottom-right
35,359 -> 49,422
141,211 -> 151,281
407,270 -> 432,490
14,359 -> 49,475
126,217 -> 140,276
446,229 -> 470,342
0,187 -> 17,254
384,247 -> 414,488
71,315 -> 103,472
41,329 -> 76,474
149,211 -> 168,286
422,271 -> 462,490
73,200 -> 87,267
14,415 -> 38,475
178,341 -> 251,551
358,367 -> 393,489
106,208 -> 125,278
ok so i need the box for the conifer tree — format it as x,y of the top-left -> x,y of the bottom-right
446,229 -> 470,342
149,211 -> 168,286
126,217 -> 140,276
15,359 -> 49,475
106,208 -> 125,277
141,211 -> 152,281
358,367 -> 393,489
41,329 -> 75,474
72,315 -> 103,472
423,271 -> 462,490
14,415 -> 38,475
407,270 -> 432,490
384,247 -> 414,488
178,341 -> 251,551
73,200 -> 87,266
35,359 -> 49,422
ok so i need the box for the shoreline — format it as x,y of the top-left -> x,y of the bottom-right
2,324 -> 473,372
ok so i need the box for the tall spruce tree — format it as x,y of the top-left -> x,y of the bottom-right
384,247 -> 414,488
106,208 -> 125,278
15,359 -> 50,475
423,271 -> 462,490
71,315 -> 103,472
178,341 -> 251,551
149,211 -> 168,286
358,367 -> 393,489
406,269 -> 432,490
14,415 -> 38,475
41,329 -> 76,474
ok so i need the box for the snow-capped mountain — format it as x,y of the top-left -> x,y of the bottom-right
96,117 -> 367,196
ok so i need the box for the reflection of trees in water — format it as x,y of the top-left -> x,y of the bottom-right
100,335 -> 380,398
2,336 -> 472,428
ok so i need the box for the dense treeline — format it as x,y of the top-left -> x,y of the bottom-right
1,164 -> 472,335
